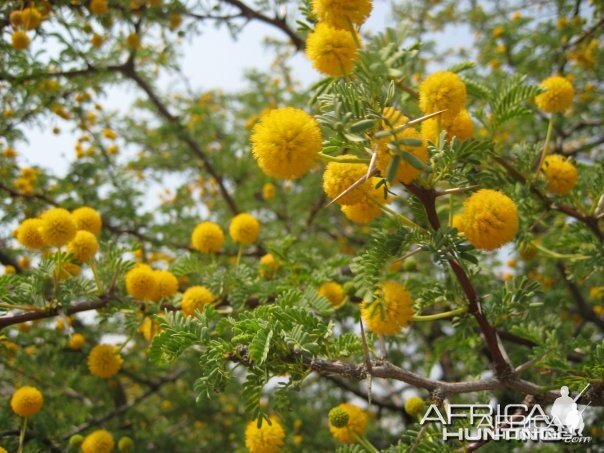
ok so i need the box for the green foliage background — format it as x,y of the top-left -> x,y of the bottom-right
0,0 -> 602,451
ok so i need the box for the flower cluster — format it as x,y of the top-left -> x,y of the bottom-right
306,0 -> 372,77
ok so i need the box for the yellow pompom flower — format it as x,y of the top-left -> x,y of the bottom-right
90,0 -> 109,16
419,71 -> 467,121
72,207 -> 103,236
323,158 -> 374,205
68,230 -> 99,263
10,386 -> 44,417
375,108 -> 428,184
151,270 -> 179,301
17,218 -> 46,249
39,208 -> 77,247
262,183 -> 276,200
541,154 -> 578,195
404,396 -> 426,417
81,429 -> 114,453
229,213 -> 260,245
251,107 -> 322,180
21,8 -> 42,30
87,344 -> 123,378
535,75 -> 574,113
181,286 -> 214,317
125,264 -> 157,300
245,416 -> 285,453
191,221 -> 225,254
259,253 -> 280,277
12,30 -> 31,50
318,281 -> 346,307
68,333 -> 86,350
461,189 -> 518,250
311,0 -> 373,29
328,403 -> 368,443
341,201 -> 382,224
361,281 -> 414,335
306,23 -> 359,77
421,109 -> 474,144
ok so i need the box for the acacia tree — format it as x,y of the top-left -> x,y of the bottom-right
0,0 -> 602,452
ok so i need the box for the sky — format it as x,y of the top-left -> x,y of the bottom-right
18,1 -> 472,175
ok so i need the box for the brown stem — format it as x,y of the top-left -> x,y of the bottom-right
404,184 -> 512,377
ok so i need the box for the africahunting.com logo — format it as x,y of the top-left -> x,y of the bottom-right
420,385 -> 593,443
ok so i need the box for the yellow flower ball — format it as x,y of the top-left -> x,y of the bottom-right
4,265 -> 16,274
535,75 -> 574,113
10,386 -> 44,417
39,208 -> 77,247
322,158 -> 374,205
68,333 -> 86,350
262,182 -> 276,200
68,230 -> 99,263
306,23 -> 359,77
259,253 -> 280,277
404,396 -> 426,417
245,416 -> 285,453
81,429 -> 114,453
421,109 -> 474,144
461,189 -> 519,250
311,0 -> 373,29
181,286 -> 214,317
191,221 -> 224,254
87,344 -> 123,378
12,31 -> 31,51
328,403 -> 368,443
151,270 -> 179,301
251,107 -> 323,180
419,71 -> 467,121
541,154 -> 578,195
318,281 -> 346,307
125,264 -> 157,300
229,213 -> 260,245
90,0 -> 109,16
376,108 -> 428,184
21,8 -> 42,30
17,218 -> 46,249
72,207 -> 102,236
341,201 -> 382,224
361,281 -> 414,335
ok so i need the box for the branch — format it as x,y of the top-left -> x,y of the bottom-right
220,0 -> 304,50
61,369 -> 185,440
120,64 -> 239,215
493,156 -> 602,240
0,295 -> 114,330
556,262 -> 604,331
404,184 -> 513,377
